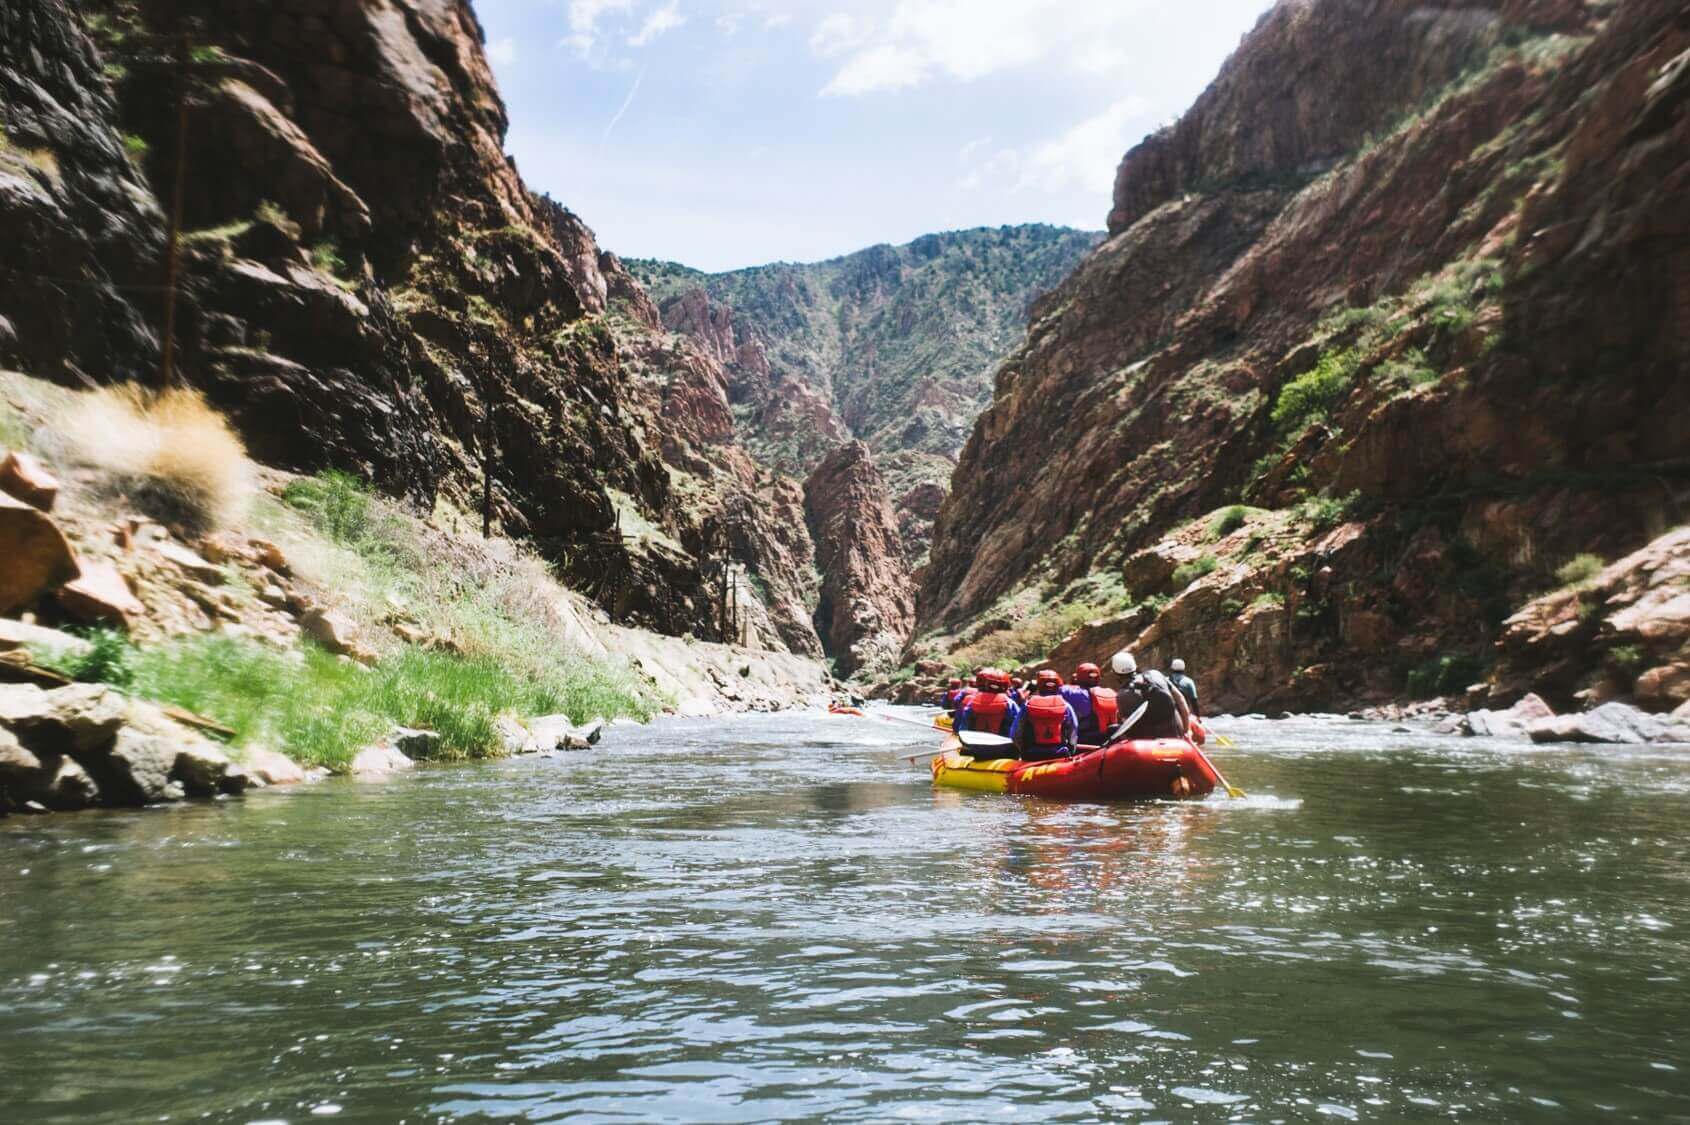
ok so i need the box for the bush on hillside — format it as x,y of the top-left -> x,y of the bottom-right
1210,505 -> 1249,539
1271,347 -> 1361,435
65,386 -> 252,534
1555,553 -> 1603,588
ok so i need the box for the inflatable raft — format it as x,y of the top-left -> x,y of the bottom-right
930,736 -> 1219,801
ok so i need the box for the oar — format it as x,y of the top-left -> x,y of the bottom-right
1101,701 -> 1151,747
896,731 -> 1012,761
869,710 -> 951,732
1214,733 -> 1236,748
1192,743 -> 1246,798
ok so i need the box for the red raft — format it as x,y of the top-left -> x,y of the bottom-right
931,736 -> 1219,801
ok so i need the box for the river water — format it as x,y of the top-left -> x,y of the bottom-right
3,711 -> 1688,1123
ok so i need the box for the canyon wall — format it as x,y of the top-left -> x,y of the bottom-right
917,0 -> 1689,713
0,0 -> 831,658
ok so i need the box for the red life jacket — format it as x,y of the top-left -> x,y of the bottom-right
965,689 -> 1011,735
1026,694 -> 1068,747
1090,687 -> 1119,731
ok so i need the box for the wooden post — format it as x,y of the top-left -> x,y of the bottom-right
481,402 -> 493,538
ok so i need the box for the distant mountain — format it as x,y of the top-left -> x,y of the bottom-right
627,224 -> 1102,567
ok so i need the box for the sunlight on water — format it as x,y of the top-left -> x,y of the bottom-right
2,711 -> 1689,1121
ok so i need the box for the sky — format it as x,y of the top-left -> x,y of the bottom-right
473,0 -> 1276,272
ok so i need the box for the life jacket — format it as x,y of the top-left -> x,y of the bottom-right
1025,694 -> 1068,747
964,689 -> 1012,736
1089,687 -> 1119,731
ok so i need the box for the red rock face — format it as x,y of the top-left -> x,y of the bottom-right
804,442 -> 916,677
0,0 -> 731,641
920,0 -> 1690,710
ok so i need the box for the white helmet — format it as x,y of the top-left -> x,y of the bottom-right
1110,650 -> 1137,676
1171,658 -> 1186,673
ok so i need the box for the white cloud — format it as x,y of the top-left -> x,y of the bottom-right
561,0 -> 634,57
820,43 -> 930,96
487,37 -> 517,66
809,13 -> 866,58
815,0 -> 1163,96
630,1 -> 686,47
956,98 -> 1149,198
1019,96 -> 1150,195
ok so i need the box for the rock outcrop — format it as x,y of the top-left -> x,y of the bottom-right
0,682 -> 251,811
0,0 -> 734,641
804,442 -> 915,677
917,0 -> 1689,712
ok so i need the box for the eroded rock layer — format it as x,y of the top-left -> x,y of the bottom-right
918,0 -> 1689,712
804,442 -> 915,678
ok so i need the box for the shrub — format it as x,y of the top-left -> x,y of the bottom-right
1608,643 -> 1645,682
282,469 -> 373,548
1406,653 -> 1487,699
63,385 -> 253,534
1556,553 -> 1603,588
1300,490 -> 1363,531
1251,591 -> 1285,610
1271,347 -> 1360,435
122,134 -> 148,160
1170,554 -> 1219,588
1380,348 -> 1439,389
1210,505 -> 1249,539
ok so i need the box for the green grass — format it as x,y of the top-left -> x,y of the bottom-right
1555,553 -> 1603,588
1251,591 -> 1286,610
36,628 -> 137,688
1210,505 -> 1248,539
1170,554 -> 1220,588
59,628 -> 648,771
270,471 -> 659,757
121,133 -> 148,160
1608,643 -> 1645,683
1380,348 -> 1439,389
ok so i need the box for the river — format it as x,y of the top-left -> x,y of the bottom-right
2,711 -> 1688,1122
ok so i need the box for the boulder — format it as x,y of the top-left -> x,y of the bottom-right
495,715 -> 537,754
30,755 -> 103,810
1460,693 -> 1556,738
250,538 -> 291,575
0,682 -> 127,753
172,741 -> 242,796
57,559 -> 145,625
301,608 -> 377,665
0,450 -> 60,511
0,492 -> 79,614
102,728 -> 180,804
243,746 -> 306,786
0,617 -> 93,661
1526,702 -> 1690,745
390,727 -> 441,760
574,719 -> 606,746
155,542 -> 226,585
349,745 -> 414,775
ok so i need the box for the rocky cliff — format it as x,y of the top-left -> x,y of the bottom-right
0,0 -> 830,656
804,441 -> 915,677
917,0 -> 1688,714
630,226 -> 1100,569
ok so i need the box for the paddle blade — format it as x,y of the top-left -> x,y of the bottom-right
957,730 -> 1014,752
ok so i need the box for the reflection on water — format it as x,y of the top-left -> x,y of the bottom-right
3,712 -> 1689,1121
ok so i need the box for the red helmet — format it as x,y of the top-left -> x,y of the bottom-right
947,678 -> 963,689
1035,669 -> 1062,693
1074,662 -> 1101,685
975,668 -> 1011,692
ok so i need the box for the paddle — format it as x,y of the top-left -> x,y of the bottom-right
1214,733 -> 1236,748
1193,743 -> 1247,798
896,731 -> 1013,761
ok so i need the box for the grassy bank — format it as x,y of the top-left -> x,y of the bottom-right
37,461 -> 658,770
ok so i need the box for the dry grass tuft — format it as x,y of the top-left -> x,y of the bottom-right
64,386 -> 253,534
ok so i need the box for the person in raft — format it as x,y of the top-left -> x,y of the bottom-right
1013,669 -> 1079,761
956,668 -> 1020,738
1106,651 -> 1192,741
941,677 -> 973,717
1008,677 -> 1028,706
1060,661 -> 1120,746
1168,658 -> 1200,716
